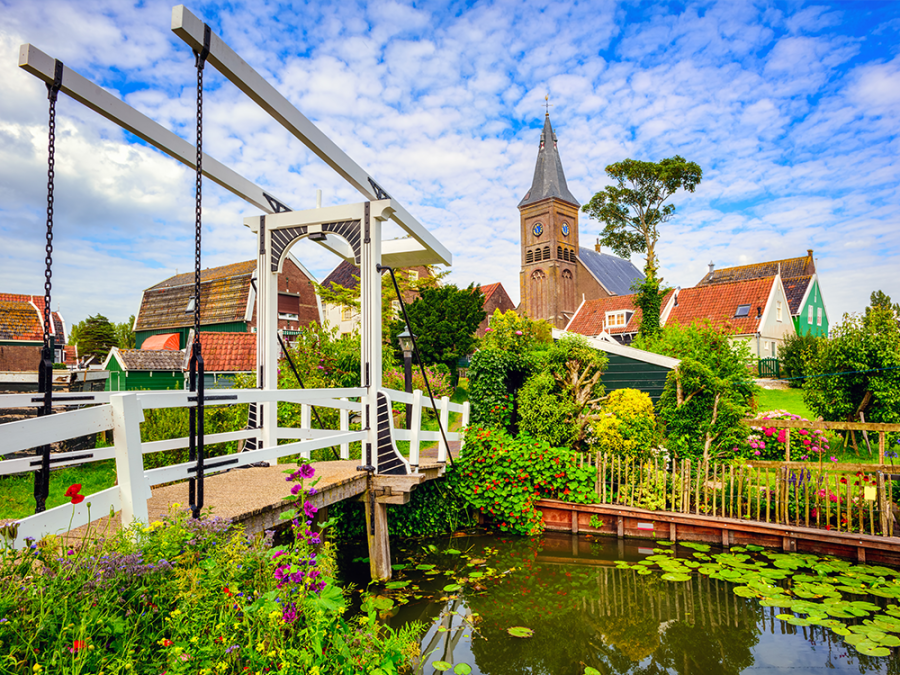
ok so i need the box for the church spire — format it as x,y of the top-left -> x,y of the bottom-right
518,112 -> 579,208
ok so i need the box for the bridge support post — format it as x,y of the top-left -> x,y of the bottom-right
365,500 -> 392,581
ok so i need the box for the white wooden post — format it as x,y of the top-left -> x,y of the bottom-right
301,404 -> 311,435
437,395 -> 450,463
339,398 -> 350,459
110,393 -> 150,526
409,389 -> 423,469
360,205 -> 383,470
459,401 -> 471,452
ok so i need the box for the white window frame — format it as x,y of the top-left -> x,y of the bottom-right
605,310 -> 632,328
407,270 -> 419,282
817,307 -> 822,326
808,305 -> 813,324
776,301 -> 783,322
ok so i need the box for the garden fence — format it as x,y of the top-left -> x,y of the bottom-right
581,452 -> 897,538
745,417 -> 900,463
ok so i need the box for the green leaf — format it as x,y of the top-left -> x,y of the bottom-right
662,573 -> 691,582
443,584 -> 462,593
385,580 -> 410,589
507,626 -> 534,638
585,669 -> 601,675
444,548 -> 461,555
432,661 -> 452,672
453,665 -> 472,675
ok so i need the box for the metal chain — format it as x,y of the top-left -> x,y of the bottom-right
43,74 -> 59,346
193,57 -> 203,342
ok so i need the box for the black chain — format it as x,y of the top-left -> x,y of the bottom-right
189,28 -> 210,519
35,60 -> 64,514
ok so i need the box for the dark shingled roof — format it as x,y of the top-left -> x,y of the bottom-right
135,261 -> 255,332
697,252 -> 815,287
518,114 -> 579,208
115,348 -> 185,371
322,260 -> 362,292
782,275 -> 812,315
578,248 -> 645,296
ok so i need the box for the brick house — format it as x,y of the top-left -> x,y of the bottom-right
0,293 -> 67,371
475,282 -> 516,338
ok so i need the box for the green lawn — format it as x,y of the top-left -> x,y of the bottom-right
0,459 -> 117,521
755,387 -> 814,419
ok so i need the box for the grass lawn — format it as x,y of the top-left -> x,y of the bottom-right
755,386 -> 814,419
0,459 -> 117,521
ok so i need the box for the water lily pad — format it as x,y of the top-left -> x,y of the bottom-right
733,586 -> 758,597
831,625 -> 852,636
856,643 -> 890,657
443,584 -> 462,593
656,540 -> 675,546
371,597 -> 395,610
585,669 -> 601,675
385,581 -> 410,589
637,568 -> 652,575
876,634 -> 900,647
662,572 -> 692,582
844,633 -> 868,646
454,665 -> 473,675
746,545 -> 765,552
432,661 -> 452,671
469,572 -> 484,579
416,564 -> 436,571
507,626 -> 534,638
391,564 -> 407,570
444,549 -> 461,555
682,542 -> 711,552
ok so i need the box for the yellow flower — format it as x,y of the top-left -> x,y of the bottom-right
171,610 -> 182,617
33,666 -> 43,674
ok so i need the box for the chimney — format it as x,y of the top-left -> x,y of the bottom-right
595,237 -> 601,253
708,261 -> 714,274
757,306 -> 762,318
674,287 -> 680,306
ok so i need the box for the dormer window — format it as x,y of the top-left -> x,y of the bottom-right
735,304 -> 750,318
606,310 -> 633,328
185,296 -> 197,314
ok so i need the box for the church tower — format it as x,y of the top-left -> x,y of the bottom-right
519,112 -> 580,328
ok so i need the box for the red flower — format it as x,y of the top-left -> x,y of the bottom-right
64,484 -> 82,497
69,640 -> 86,654
71,494 -> 85,504
160,638 -> 174,647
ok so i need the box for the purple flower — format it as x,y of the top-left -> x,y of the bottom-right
282,604 -> 298,624
291,484 -> 304,496
304,501 -> 318,518
226,645 -> 240,655
297,464 -> 315,479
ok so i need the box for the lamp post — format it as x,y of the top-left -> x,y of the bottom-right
397,329 -> 415,429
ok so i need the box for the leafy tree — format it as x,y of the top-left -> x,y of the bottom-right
115,315 -> 136,349
866,290 -> 900,323
517,334 -> 608,451
779,332 -> 821,387
803,307 -> 900,423
582,156 -> 702,337
73,314 -> 118,360
314,266 -> 445,357
390,284 -> 485,384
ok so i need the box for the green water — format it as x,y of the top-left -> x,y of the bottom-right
340,532 -> 900,675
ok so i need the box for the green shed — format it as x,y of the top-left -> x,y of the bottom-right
554,330 -> 680,402
102,347 -> 185,392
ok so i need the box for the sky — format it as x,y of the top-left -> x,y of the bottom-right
1,0 -> 898,330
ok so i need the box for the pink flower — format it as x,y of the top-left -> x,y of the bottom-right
485,328 -> 494,332
515,330 -> 523,335
830,456 -> 838,463
753,450 -> 761,456
764,428 -> 774,437
777,430 -> 786,443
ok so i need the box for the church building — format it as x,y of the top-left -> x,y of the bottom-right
519,113 -> 644,328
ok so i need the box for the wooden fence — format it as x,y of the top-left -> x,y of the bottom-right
745,417 -> 900,463
580,452 -> 896,538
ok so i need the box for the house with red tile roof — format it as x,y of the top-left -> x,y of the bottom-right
134,254 -> 320,349
697,250 -> 828,337
0,293 -> 68,371
565,291 -> 675,345
475,283 -> 516,338
567,275 -> 796,359
664,276 -> 796,358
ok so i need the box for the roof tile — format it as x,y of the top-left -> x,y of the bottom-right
198,332 -> 256,372
667,278 -> 774,334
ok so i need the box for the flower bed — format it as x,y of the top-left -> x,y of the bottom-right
743,410 -> 831,461
0,468 -> 418,674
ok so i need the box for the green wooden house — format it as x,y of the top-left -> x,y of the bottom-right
102,347 -> 185,391
553,329 -> 679,401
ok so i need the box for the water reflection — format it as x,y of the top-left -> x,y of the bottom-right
342,532 -> 897,674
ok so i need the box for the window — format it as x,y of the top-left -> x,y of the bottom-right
764,341 -> 769,351
185,295 -> 197,314
531,269 -> 546,280
341,305 -> 353,321
407,270 -> 419,282
543,246 -> 550,260
808,305 -> 813,324
817,307 -> 822,326
526,250 -> 534,264
557,245 -> 562,259
772,342 -> 778,357
777,301 -> 783,322
735,304 -> 750,317
605,310 -> 632,328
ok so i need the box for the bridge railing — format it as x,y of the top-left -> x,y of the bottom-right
0,386 -> 467,549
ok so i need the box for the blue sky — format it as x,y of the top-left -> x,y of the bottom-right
1,0 -> 898,329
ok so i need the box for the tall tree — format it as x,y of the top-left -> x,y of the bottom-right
74,314 -> 118,360
867,290 -> 900,322
582,156 -> 702,336
115,315 -> 136,349
390,284 -> 486,384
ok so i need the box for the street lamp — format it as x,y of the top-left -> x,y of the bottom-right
397,329 -> 415,429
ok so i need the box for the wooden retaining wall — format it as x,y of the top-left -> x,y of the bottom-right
536,499 -> 900,567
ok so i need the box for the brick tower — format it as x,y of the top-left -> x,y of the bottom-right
519,113 -> 580,328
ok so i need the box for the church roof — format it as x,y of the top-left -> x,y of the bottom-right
518,114 -> 580,208
578,248 -> 645,296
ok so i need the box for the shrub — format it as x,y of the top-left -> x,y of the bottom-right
480,309 -> 552,352
456,426 -> 597,536
589,389 -> 659,458
739,409 -> 831,461
468,348 -> 531,432
803,308 -> 900,423
517,335 -> 608,451
382,363 -> 453,401
780,332 -> 822,387
658,357 -> 752,461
